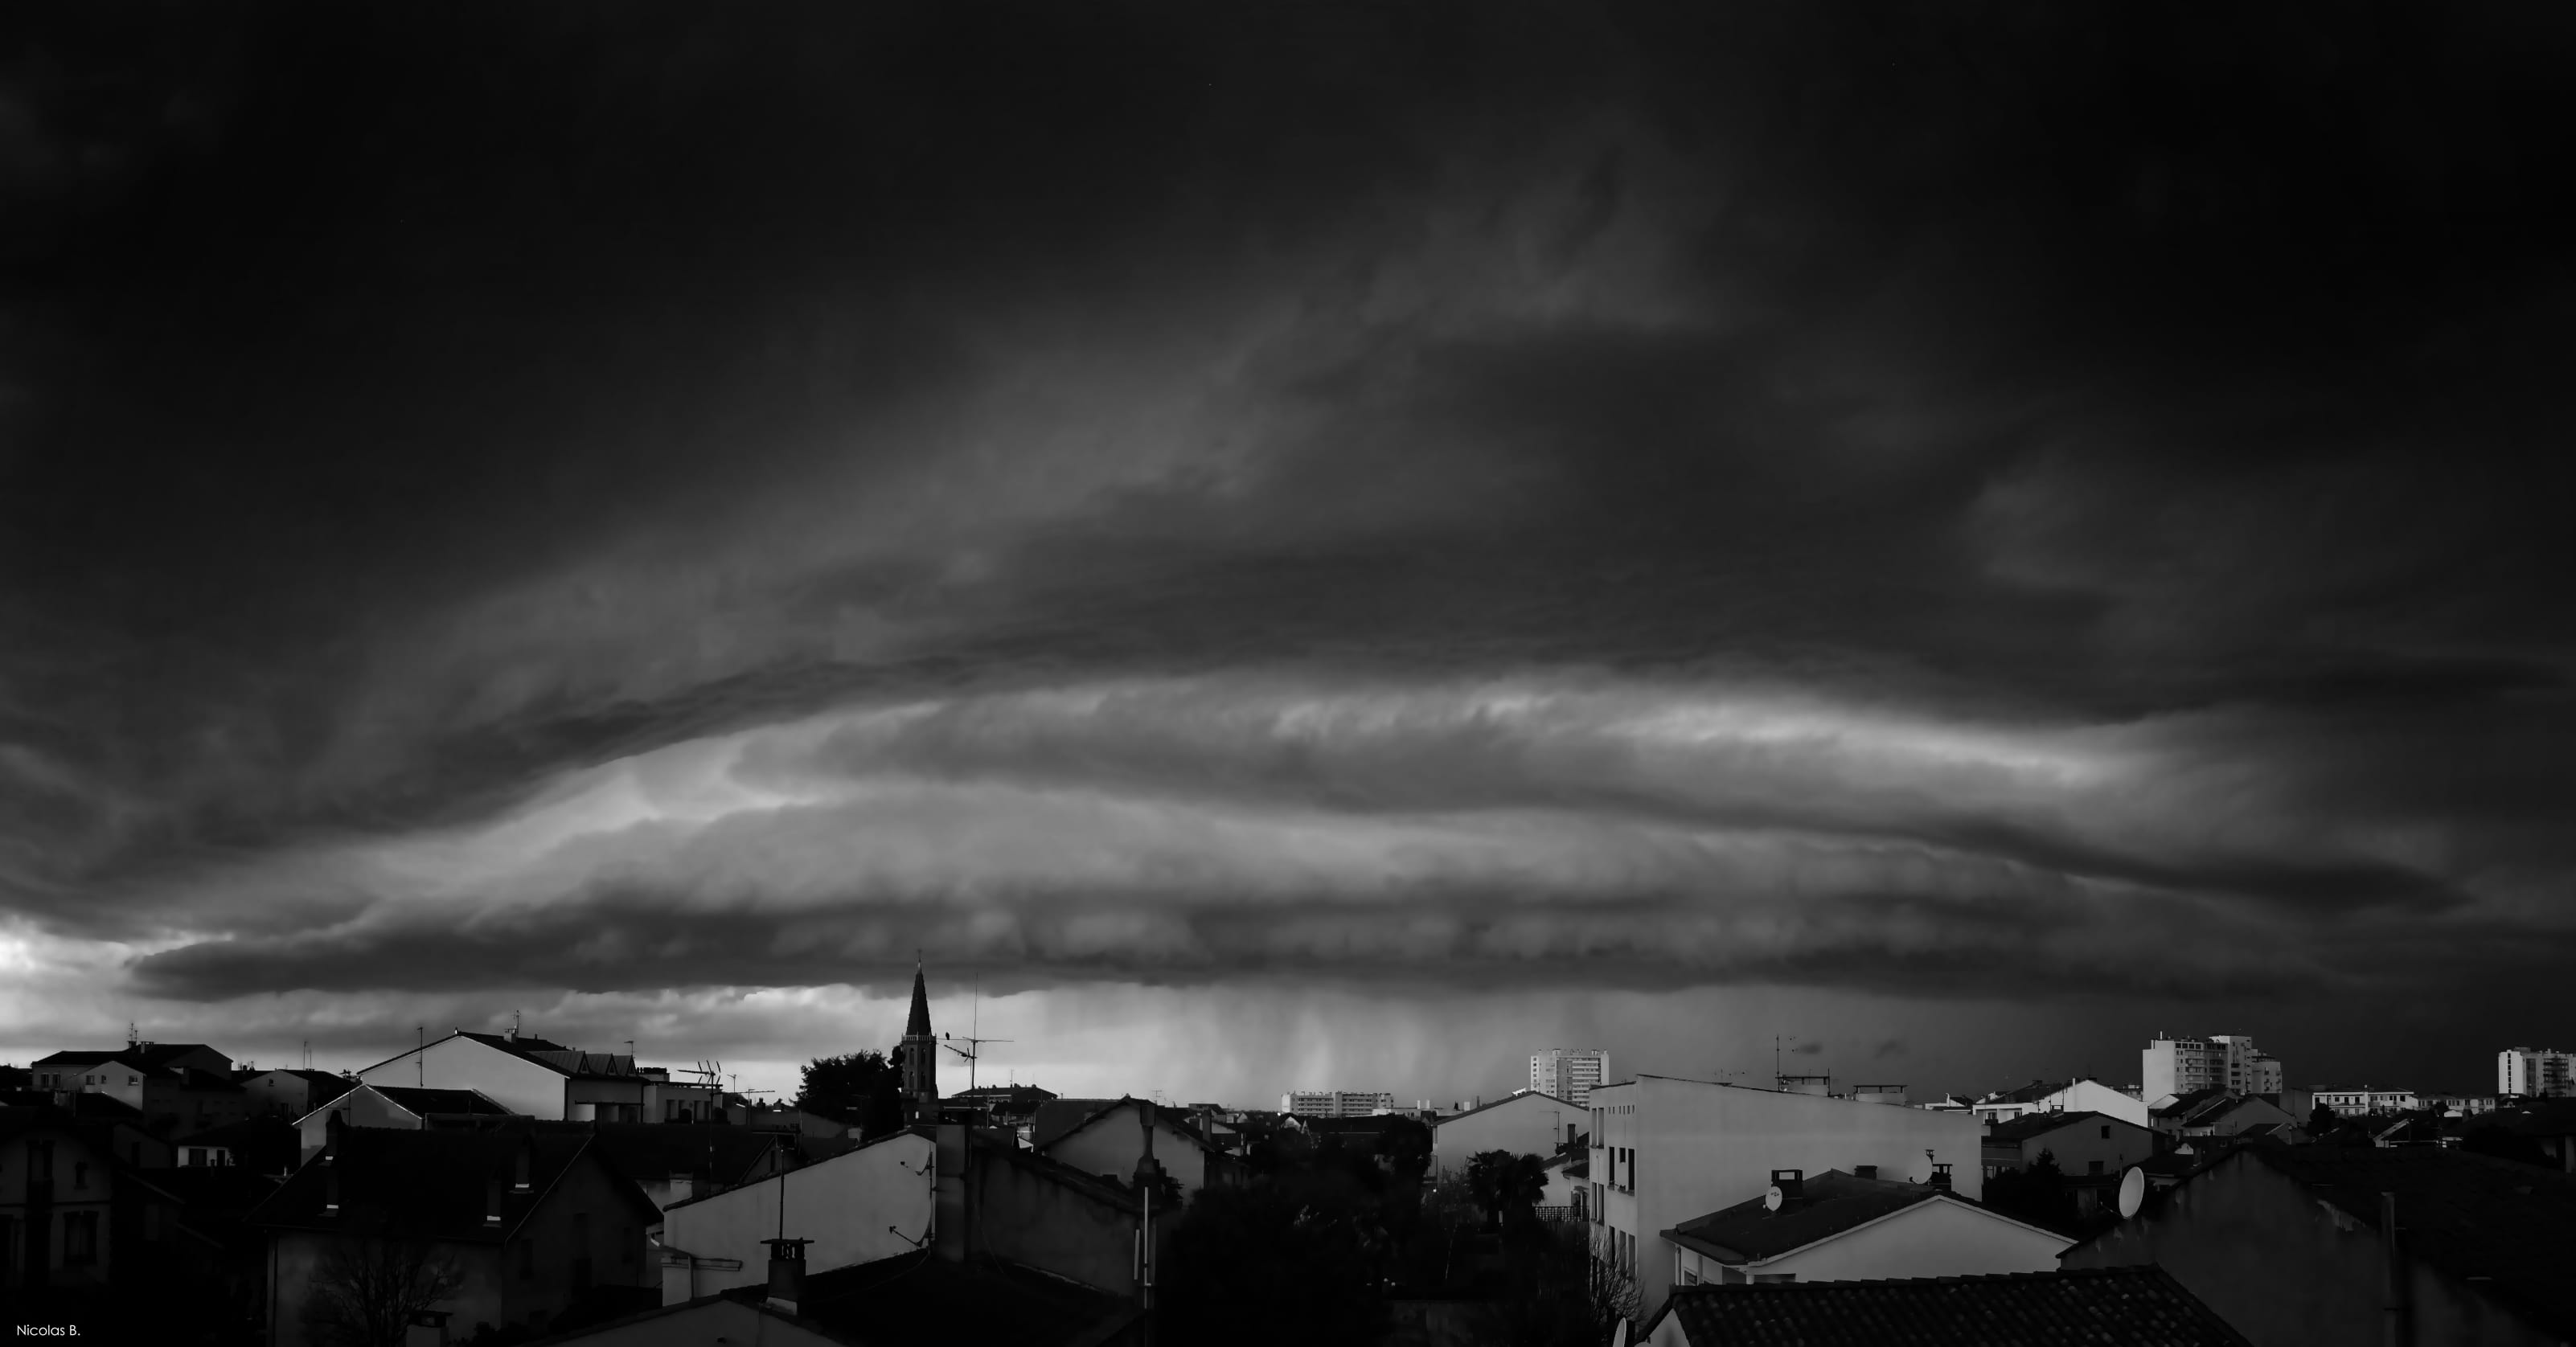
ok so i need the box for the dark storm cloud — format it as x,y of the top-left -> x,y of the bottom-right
5,2 -> 2575,1040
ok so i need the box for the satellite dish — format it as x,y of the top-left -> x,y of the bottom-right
1764,1185 -> 1785,1212
2117,1166 -> 2147,1219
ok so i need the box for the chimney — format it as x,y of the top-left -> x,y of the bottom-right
514,1135 -> 534,1192
763,1238 -> 811,1315
485,1178 -> 504,1226
1930,1163 -> 1954,1191
1854,1165 -> 1878,1180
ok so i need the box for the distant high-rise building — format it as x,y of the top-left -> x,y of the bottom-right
2498,1047 -> 2576,1099
1530,1049 -> 1611,1106
1280,1090 -> 1396,1118
2143,1034 -> 2282,1100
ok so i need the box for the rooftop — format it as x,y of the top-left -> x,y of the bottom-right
1644,1267 -> 2250,1345
1663,1169 -> 1937,1263
1986,1110 -> 2130,1144
250,1122 -> 652,1243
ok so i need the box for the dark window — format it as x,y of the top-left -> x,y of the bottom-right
2099,1126 -> 2110,1139
2088,1160 -> 2105,1175
64,1211 -> 100,1264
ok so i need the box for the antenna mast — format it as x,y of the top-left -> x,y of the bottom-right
940,978 -> 1010,1093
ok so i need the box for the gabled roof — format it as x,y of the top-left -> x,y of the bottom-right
2151,1087 -> 2232,1119
1986,1110 -> 2136,1144
239,1067 -> 352,1091
659,1125 -> 926,1214
527,1291 -> 869,1346
35,1043 -> 229,1074
369,1085 -> 515,1116
1980,1079 -> 2070,1106
1663,1170 -> 1944,1263
1032,1095 -> 1223,1157
1029,1099 -> 1121,1150
249,1123 -> 655,1243
351,1029 -> 601,1079
580,1123 -> 786,1192
1643,1267 -> 2251,1345
1433,1090 -> 1577,1127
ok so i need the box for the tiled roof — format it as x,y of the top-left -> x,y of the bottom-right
2247,1145 -> 2576,1339
1986,1110 -> 2125,1144
580,1123 -> 785,1190
781,1247 -> 1135,1347
1645,1267 -> 2250,1345
1029,1098 -> 1120,1149
1983,1079 -> 2069,1106
249,1122 -> 654,1243
1663,1169 -> 1936,1263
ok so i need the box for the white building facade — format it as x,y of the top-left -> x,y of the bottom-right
2314,1087 -> 2419,1116
2498,1047 -> 2575,1099
658,1129 -> 936,1303
1279,1090 -> 1396,1117
1586,1075 -> 1983,1320
1531,1050 -> 1611,1107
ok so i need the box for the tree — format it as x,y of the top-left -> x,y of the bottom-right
301,1236 -> 466,1347
1159,1182 -> 1390,1347
2307,1103 -> 2340,1134
1466,1149 -> 1548,1230
796,1051 -> 904,1139
1983,1150 -> 2080,1234
1376,1113 -> 1434,1184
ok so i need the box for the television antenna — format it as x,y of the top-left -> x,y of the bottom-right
940,978 -> 1010,1093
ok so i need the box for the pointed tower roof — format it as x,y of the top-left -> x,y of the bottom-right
905,963 -> 933,1038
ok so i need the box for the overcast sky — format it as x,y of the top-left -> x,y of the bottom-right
4,2 -> 2571,1103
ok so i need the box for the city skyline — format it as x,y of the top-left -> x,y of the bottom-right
6,4 -> 2573,1107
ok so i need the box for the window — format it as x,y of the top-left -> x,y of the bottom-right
1683,1270 -> 1700,1285
128,1075 -> 138,1086
2088,1161 -> 2105,1176
2099,1125 -> 2110,1139
64,1211 -> 100,1265
187,1148 -> 205,1167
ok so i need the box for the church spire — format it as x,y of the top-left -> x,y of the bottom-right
906,960 -> 933,1038
900,956 -> 939,1124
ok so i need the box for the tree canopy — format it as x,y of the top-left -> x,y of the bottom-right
795,1050 -> 904,1138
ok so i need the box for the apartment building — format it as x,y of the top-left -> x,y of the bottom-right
2498,1047 -> 2575,1099
1278,1090 -> 1396,1118
1530,1050 -> 1612,1107
2142,1034 -> 2283,1102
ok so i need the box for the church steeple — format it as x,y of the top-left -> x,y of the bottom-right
900,959 -> 939,1124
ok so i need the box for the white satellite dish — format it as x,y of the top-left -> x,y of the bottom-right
1764,1185 -> 1785,1212
2116,1166 -> 2147,1219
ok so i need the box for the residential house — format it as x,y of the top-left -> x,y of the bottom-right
580,1245 -> 1142,1347
1035,1096 -> 1238,1199
178,1117 -> 302,1175
1588,1074 -> 1983,1319
949,1084 -> 1059,1133
2151,1091 -> 2298,1140
1967,1080 -> 2068,1125
0,1106 -> 117,1293
2065,1144 -> 2576,1346
292,1083 -> 518,1161
2466,1100 -> 2576,1172
1430,1090 -> 1585,1179
1983,1111 -> 2156,1182
235,1069 -> 353,1120
0,1090 -> 173,1169
249,1117 -> 660,1346
30,1043 -> 249,1139
352,1029 -> 723,1123
1661,1167 -> 2069,1288
1639,1267 -> 2251,1346
1538,1150 -> 1588,1218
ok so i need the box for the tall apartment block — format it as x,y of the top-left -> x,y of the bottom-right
1280,1090 -> 1397,1117
2143,1033 -> 2283,1100
1530,1048 -> 1611,1107
2499,1047 -> 2576,1099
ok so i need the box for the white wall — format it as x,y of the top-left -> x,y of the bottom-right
2039,1080 -> 2150,1128
1667,1197 -> 2068,1287
358,1037 -> 568,1119
1433,1092 -> 1582,1178
658,1131 -> 934,1302
1042,1106 -> 1209,1197
1592,1075 -> 1983,1319
292,1086 -> 427,1161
